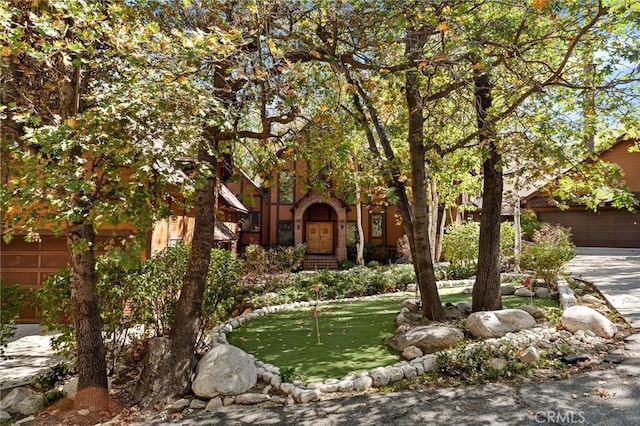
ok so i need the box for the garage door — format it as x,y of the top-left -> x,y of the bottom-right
1,236 -> 69,323
538,209 -> 640,248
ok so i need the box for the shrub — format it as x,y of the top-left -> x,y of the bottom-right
519,223 -> 575,285
443,221 -> 517,269
520,210 -> 542,241
244,244 -> 306,276
1,280 -> 26,358
36,243 -> 245,367
346,242 -> 377,263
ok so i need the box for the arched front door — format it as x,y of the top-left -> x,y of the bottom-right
293,191 -> 347,260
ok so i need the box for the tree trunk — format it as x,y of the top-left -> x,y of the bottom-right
137,155 -> 219,404
405,27 -> 444,321
472,70 -> 503,312
355,184 -> 365,266
436,206 -> 447,262
428,180 -> 438,264
67,220 -> 109,410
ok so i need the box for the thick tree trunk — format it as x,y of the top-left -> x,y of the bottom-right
67,220 -> 109,410
472,70 -> 503,312
355,186 -> 365,266
405,27 -> 444,321
137,156 -> 219,404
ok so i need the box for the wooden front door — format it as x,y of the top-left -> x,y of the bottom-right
306,222 -> 334,254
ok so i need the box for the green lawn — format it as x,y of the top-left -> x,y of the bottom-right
227,288 -> 558,382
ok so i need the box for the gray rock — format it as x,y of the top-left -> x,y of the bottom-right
370,367 -> 390,387
388,367 -> 404,382
385,325 -> 464,353
222,396 -> 235,406
534,287 -> 551,299
0,411 -> 11,421
189,399 -> 207,410
520,346 -> 540,363
168,398 -> 190,413
401,299 -> 419,311
401,364 -> 418,379
462,287 -> 473,294
467,309 -> 536,338
514,287 -> 535,297
560,305 -> 618,338
235,393 -> 271,405
500,285 -> 517,296
205,398 -> 223,411
319,383 -> 339,393
402,345 -> 423,360
280,383 -> 295,394
353,375 -> 373,390
422,354 -> 437,372
487,357 -> 508,370
299,390 -> 320,403
338,380 -> 354,392
0,387 -> 44,416
406,283 -> 417,292
582,294 -> 603,305
192,344 -> 257,397
456,302 -> 472,313
514,304 -> 547,320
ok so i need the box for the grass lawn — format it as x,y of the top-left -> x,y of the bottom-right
227,287 -> 559,382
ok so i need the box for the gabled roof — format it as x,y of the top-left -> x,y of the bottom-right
214,221 -> 239,241
219,184 -> 248,214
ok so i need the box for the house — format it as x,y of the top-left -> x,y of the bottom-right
522,138 -> 640,247
226,155 -> 406,269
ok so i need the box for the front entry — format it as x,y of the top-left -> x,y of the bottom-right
306,222 -> 333,254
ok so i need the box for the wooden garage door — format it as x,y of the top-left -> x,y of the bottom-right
1,236 -> 69,323
538,209 -> 640,248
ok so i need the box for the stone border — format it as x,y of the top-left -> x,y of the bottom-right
208,274 -> 535,404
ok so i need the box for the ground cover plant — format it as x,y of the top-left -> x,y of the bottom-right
228,287 -> 559,382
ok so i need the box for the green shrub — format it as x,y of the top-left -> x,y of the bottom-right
520,210 -> 542,241
442,221 -> 480,266
519,223 -> 575,285
442,221 -> 517,269
244,244 -> 306,276
1,280 -> 26,358
346,242 -> 377,263
36,243 -> 245,366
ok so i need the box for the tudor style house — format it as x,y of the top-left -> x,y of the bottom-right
226,157 -> 406,270
523,137 -> 640,247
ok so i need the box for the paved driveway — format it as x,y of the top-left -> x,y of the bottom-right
567,247 -> 640,329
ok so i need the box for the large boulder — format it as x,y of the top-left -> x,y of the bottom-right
467,309 -> 536,338
560,305 -> 617,338
192,345 -> 257,398
0,388 -> 44,416
385,325 -> 464,353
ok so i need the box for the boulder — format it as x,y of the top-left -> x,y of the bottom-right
0,388 -> 44,416
514,287 -> 535,297
467,309 -> 536,338
500,285 -> 517,296
385,325 -> 464,353
192,345 -> 257,397
514,304 -> 547,320
534,287 -> 551,299
560,305 -> 617,338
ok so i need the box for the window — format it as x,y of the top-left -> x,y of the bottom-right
241,212 -> 261,232
277,220 -> 293,246
371,214 -> 383,239
278,171 -> 294,204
